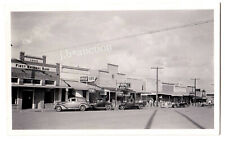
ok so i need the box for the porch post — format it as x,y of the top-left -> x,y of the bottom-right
108,91 -> 111,102
65,88 -> 69,101
32,88 -> 35,109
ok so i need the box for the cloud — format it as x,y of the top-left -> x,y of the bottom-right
11,11 -> 214,92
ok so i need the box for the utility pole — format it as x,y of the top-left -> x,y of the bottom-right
191,78 -> 200,106
151,67 -> 163,107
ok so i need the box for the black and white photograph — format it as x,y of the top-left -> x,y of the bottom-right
2,0 -> 222,137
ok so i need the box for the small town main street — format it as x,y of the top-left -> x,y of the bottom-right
12,106 -> 214,129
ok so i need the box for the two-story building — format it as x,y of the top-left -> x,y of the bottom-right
11,52 -> 68,111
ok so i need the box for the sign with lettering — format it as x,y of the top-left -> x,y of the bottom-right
12,63 -> 56,72
80,76 -> 96,83
119,83 -> 131,89
24,57 -> 43,63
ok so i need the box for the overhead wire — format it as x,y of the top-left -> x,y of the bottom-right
33,19 -> 213,54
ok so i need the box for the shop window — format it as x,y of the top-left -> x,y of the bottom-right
23,79 -> 32,84
61,89 -> 66,102
44,90 -> 54,103
83,91 -> 87,98
33,79 -> 41,85
45,80 -> 55,85
11,77 -> 19,83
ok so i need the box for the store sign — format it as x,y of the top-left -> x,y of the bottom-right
80,76 -> 88,82
80,76 -> 96,83
12,63 -> 56,72
24,57 -> 43,63
119,83 -> 130,89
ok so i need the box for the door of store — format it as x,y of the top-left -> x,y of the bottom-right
22,90 -> 33,109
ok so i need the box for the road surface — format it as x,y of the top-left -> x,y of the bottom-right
12,106 -> 214,129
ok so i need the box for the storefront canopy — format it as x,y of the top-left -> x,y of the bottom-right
171,92 -> 189,97
62,80 -> 101,91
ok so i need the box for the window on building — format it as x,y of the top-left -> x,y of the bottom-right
11,78 -> 18,83
45,80 -> 55,85
23,79 -> 32,84
33,79 -> 41,85
112,74 -> 114,79
142,85 -> 144,90
44,89 -> 54,103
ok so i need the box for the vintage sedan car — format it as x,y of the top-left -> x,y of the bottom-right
119,101 -> 144,110
171,102 -> 188,108
90,99 -> 113,110
55,97 -> 89,112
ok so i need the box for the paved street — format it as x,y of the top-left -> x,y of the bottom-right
12,106 -> 214,129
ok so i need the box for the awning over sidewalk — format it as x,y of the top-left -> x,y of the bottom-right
62,80 -> 101,91
171,92 -> 186,97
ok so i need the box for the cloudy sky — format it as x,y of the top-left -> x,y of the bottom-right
11,10 -> 214,92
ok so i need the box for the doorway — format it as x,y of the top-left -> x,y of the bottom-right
22,90 -> 33,109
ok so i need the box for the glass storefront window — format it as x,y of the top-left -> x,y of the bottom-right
45,80 -> 55,85
23,79 -> 32,84
11,77 -> 18,83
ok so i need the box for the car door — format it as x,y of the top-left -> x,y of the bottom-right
64,98 -> 76,109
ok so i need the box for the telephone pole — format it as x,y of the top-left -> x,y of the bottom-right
151,67 -> 163,107
191,78 -> 200,106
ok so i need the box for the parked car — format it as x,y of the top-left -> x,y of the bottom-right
171,102 -> 188,108
119,101 -> 144,110
55,97 -> 89,112
90,99 -> 113,110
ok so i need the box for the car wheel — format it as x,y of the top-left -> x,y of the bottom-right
105,105 -> 112,110
56,106 -> 62,112
138,105 -> 143,109
119,106 -> 125,110
80,105 -> 86,111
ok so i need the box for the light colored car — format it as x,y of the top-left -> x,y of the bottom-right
55,97 -> 89,112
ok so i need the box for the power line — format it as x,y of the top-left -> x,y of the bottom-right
32,19 -> 213,54
191,78 -> 200,106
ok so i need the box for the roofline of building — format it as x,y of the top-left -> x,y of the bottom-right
24,55 -> 44,60
127,77 -> 142,80
98,70 -> 109,73
11,58 -> 58,68
107,63 -> 118,67
162,82 -> 175,85
117,73 -> 126,75
61,65 -> 89,71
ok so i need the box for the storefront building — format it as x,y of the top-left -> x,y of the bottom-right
11,52 -> 68,111
60,65 -> 101,103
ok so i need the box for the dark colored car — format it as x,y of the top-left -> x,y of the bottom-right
55,97 -> 90,112
90,99 -> 113,110
119,101 -> 144,110
171,102 -> 188,108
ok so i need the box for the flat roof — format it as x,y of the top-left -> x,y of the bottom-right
62,65 -> 89,71
107,63 -> 118,67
